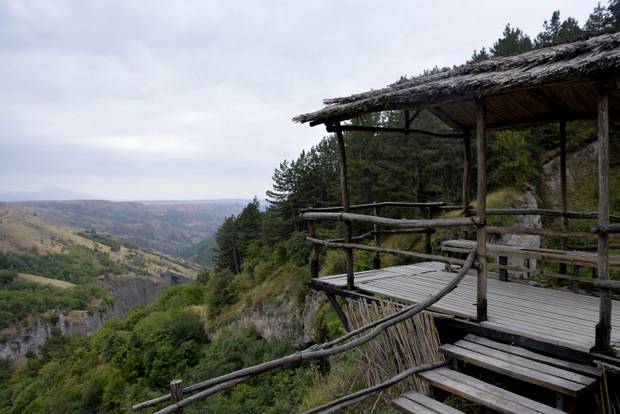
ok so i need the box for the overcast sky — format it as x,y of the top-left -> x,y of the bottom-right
0,0 -> 598,201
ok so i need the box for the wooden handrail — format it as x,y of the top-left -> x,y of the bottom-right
300,211 -> 482,229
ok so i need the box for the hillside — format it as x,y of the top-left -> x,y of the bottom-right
4,199 -> 247,256
0,205 -> 201,358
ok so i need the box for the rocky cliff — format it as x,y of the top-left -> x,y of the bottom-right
0,271 -> 192,358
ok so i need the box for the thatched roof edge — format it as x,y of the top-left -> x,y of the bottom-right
294,32 -> 620,126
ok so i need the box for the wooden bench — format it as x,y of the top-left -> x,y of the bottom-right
441,239 -> 620,286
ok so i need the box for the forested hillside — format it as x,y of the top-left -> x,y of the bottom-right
1,4 -> 620,413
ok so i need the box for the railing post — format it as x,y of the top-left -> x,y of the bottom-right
559,116 -> 569,278
373,202 -> 381,269
475,96 -> 488,322
171,379 -> 183,414
334,123 -> 354,290
594,78 -> 612,353
425,207 -> 433,255
308,217 -> 319,279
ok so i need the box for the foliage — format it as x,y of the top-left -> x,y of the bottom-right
490,130 -> 539,187
76,229 -> 121,252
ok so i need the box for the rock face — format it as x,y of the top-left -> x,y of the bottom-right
0,272 -> 192,358
230,291 -> 322,345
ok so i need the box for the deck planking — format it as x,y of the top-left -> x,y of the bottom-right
311,262 -> 620,357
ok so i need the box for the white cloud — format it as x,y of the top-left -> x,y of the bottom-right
0,0 -> 597,200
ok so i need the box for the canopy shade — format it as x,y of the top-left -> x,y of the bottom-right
294,33 -> 620,131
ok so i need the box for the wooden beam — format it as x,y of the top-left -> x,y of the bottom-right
476,96 -> 488,322
594,80 -> 612,353
334,124 -> 354,290
560,117 -> 569,277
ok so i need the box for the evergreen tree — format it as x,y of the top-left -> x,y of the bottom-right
585,2 -> 612,33
490,24 -> 533,57
535,10 -> 582,47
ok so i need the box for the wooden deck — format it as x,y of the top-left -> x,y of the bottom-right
311,262 -> 620,358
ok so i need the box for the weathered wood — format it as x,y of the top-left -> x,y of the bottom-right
596,80 -> 612,353
335,124 -> 354,290
304,360 -> 451,414
301,201 -> 445,213
308,220 -> 319,279
392,391 -> 463,414
307,237 -> 471,268
373,203 -> 381,269
440,341 -> 597,394
418,368 -> 565,414
560,117 -> 569,277
476,96 -> 488,322
170,380 -> 183,414
462,335 -> 602,377
462,131 -> 472,242
486,225 -> 620,241
301,211 -> 481,229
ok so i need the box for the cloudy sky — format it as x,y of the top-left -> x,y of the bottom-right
0,0 -> 597,201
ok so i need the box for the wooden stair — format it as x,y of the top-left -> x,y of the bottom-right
393,334 -> 602,414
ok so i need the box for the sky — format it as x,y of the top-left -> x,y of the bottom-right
0,0 -> 599,201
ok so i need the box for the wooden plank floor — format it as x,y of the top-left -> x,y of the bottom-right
312,262 -> 620,357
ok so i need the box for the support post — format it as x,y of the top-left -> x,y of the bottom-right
462,130 -> 472,221
335,124 -> 354,290
594,80 -> 612,353
373,203 -> 381,269
308,218 -> 319,279
476,97 -> 488,322
170,379 -> 183,414
560,117 -> 569,278
325,292 -> 350,332
499,256 -> 508,282
425,207 -> 433,255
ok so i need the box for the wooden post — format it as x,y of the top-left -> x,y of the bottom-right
572,266 -> 580,294
308,218 -> 319,279
425,207 -> 433,255
335,124 -> 355,290
559,117 -> 569,278
373,203 -> 381,269
462,130 -> 472,222
476,97 -> 488,322
171,379 -> 183,414
499,256 -> 508,282
594,80 -> 612,353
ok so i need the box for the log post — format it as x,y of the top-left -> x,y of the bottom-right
476,97 -> 488,322
308,217 -> 319,279
373,202 -> 381,269
425,206 -> 433,255
462,130 -> 472,241
560,117 -> 569,278
171,379 -> 183,414
594,79 -> 612,353
335,123 -> 355,290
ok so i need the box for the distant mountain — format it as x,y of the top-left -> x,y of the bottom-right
0,187 -> 97,201
5,199 -> 248,257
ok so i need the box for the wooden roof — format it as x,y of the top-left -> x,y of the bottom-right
294,33 -> 620,131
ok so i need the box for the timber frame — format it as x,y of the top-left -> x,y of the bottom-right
294,32 -> 620,354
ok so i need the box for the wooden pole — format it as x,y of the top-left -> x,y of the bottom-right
425,207 -> 433,255
170,380 -> 183,414
476,96 -> 488,322
560,117 -> 569,278
308,218 -> 319,279
373,203 -> 381,269
335,123 -> 354,290
594,80 -> 612,353
462,130 -> 472,240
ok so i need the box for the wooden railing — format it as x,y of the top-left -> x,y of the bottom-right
132,252 -> 477,414
300,202 -> 620,290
